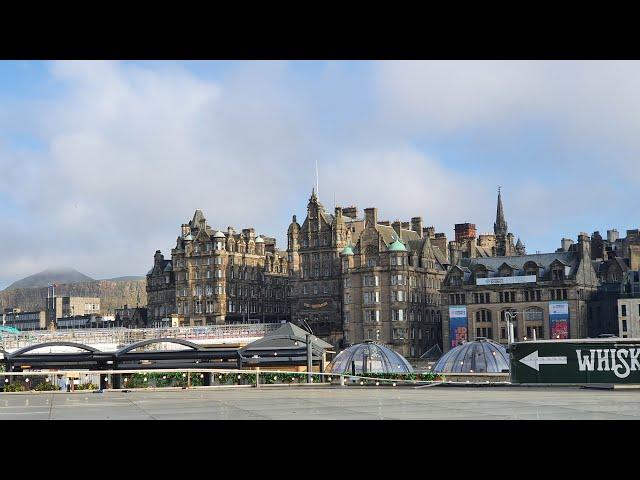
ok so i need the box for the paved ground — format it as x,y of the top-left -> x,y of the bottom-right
1,386 -> 639,419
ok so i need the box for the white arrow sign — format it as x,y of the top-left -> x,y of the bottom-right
519,350 -> 567,372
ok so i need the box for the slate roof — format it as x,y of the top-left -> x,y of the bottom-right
457,251 -> 580,281
240,322 -> 333,354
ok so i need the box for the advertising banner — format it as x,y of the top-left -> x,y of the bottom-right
476,275 -> 537,286
549,301 -> 569,339
449,306 -> 468,348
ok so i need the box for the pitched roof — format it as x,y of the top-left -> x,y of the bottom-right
459,251 -> 580,278
240,322 -> 333,352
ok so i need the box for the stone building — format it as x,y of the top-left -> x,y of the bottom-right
115,304 -> 149,328
287,190 -> 450,355
618,297 -> 640,338
287,190 -> 355,346
339,207 -> 448,358
170,209 -> 290,326
146,250 -> 175,325
441,233 -> 599,352
448,188 -> 525,261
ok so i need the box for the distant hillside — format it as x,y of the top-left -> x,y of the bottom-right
5,268 -> 95,291
103,276 -> 145,282
0,279 -> 147,314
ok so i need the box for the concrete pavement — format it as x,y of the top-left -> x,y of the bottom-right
1,386 -> 639,419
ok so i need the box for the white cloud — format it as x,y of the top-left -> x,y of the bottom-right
1,60 -> 639,288
0,61 -> 318,286
322,144 -> 492,236
373,60 -> 640,173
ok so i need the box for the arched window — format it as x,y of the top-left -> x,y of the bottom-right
524,307 -> 543,322
475,309 -> 492,323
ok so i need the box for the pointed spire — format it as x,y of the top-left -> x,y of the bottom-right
494,186 -> 508,236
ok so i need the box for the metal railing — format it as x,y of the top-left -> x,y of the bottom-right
0,323 -> 281,351
0,368 -> 445,392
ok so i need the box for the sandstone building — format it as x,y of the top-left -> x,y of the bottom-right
287,190 -> 448,356
441,233 -> 599,352
146,250 -> 175,325
164,210 -> 290,326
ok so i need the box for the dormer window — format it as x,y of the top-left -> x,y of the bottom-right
552,268 -> 564,281
523,261 -> 539,277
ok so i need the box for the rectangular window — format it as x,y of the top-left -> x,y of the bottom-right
621,304 -> 627,317
622,319 -> 628,332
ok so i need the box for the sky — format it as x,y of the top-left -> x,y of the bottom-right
0,60 -> 639,289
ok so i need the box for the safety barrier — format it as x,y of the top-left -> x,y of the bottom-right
0,368 -> 444,392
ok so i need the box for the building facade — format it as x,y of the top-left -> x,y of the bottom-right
618,297 -> 640,338
441,233 -> 599,352
2,308 -> 47,330
44,291 -> 101,328
114,305 -> 149,328
287,190 -> 355,346
339,207 -> 447,358
170,209 -> 290,326
146,250 -> 176,325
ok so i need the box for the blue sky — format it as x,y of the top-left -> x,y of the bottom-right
0,60 -> 638,288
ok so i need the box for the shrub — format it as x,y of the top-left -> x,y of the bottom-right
3,383 -> 25,392
75,383 -> 98,391
35,382 -> 60,391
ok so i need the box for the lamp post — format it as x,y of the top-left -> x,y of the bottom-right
504,310 -> 517,346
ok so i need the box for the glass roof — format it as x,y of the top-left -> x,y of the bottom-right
433,338 -> 509,373
326,341 -> 414,374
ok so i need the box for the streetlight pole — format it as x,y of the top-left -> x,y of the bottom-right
505,310 -> 517,347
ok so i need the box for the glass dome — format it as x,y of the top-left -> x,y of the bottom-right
433,338 -> 509,373
327,341 -> 414,374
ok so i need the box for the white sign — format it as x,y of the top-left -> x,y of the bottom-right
576,348 -> 640,379
476,275 -> 537,286
519,350 -> 567,371
549,301 -> 569,315
449,306 -> 467,319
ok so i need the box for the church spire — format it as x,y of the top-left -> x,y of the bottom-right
494,186 -> 508,236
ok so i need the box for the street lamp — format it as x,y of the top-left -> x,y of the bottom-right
504,310 -> 517,346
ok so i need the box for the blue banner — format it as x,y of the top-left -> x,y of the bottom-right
549,301 -> 569,339
449,306 -> 468,348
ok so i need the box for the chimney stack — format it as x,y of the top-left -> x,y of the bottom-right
411,217 -> 424,238
364,207 -> 378,227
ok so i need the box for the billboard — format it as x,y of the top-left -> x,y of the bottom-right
449,306 -> 468,348
549,301 -> 569,339
476,275 -> 537,286
510,339 -> 640,384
